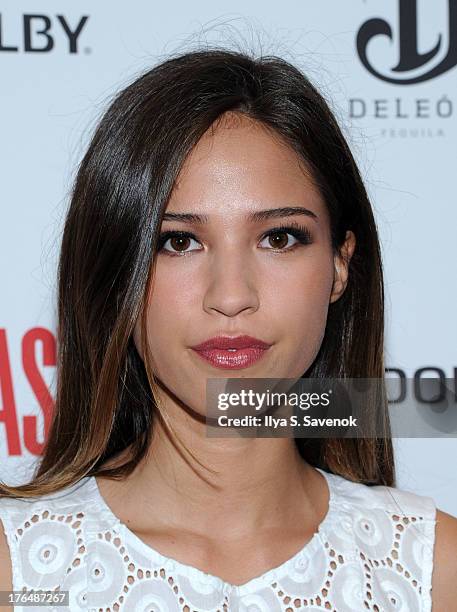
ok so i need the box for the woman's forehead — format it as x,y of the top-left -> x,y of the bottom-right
167,115 -> 326,221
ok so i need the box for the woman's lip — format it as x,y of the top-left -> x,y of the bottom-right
191,346 -> 270,369
191,334 -> 272,351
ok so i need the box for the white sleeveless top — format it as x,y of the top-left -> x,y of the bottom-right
0,467 -> 436,611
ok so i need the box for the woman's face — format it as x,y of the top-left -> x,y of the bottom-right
134,112 -> 355,415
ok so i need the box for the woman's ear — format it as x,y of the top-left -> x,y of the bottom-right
330,230 -> 356,304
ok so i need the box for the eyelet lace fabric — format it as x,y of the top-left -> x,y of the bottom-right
0,467 -> 436,611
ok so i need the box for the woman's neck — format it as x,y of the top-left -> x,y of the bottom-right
96,402 -> 328,540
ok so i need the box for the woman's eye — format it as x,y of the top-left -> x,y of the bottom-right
158,233 -> 202,254
259,230 -> 300,250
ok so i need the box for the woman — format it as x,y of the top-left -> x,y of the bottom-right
0,47 -> 456,611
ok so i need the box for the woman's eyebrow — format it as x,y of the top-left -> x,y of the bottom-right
162,206 -> 318,224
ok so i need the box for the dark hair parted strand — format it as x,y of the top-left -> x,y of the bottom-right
0,47 -> 393,499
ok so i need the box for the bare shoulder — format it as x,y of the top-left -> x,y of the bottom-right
432,508 -> 457,609
0,517 -> 13,611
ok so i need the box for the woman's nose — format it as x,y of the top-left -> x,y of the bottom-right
202,249 -> 260,318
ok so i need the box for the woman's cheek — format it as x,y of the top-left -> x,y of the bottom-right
286,277 -> 333,362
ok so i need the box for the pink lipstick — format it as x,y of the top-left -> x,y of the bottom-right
190,334 -> 272,370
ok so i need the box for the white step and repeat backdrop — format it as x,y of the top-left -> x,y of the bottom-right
1,1 -> 456,513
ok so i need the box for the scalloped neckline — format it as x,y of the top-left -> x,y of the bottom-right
87,466 -> 339,596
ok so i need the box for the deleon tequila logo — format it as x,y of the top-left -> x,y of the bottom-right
357,0 -> 457,84
353,0 -> 455,137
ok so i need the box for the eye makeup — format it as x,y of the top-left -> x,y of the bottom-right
156,221 -> 313,256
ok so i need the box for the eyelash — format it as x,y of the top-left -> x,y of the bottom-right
156,222 -> 313,256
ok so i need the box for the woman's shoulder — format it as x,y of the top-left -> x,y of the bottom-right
0,518 -> 13,609
0,477 -> 97,526
0,476 -> 101,597
326,468 -> 437,519
431,508 -> 457,609
0,476 -> 110,546
325,469 -> 457,609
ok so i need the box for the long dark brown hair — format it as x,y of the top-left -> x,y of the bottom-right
0,46 -> 393,498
